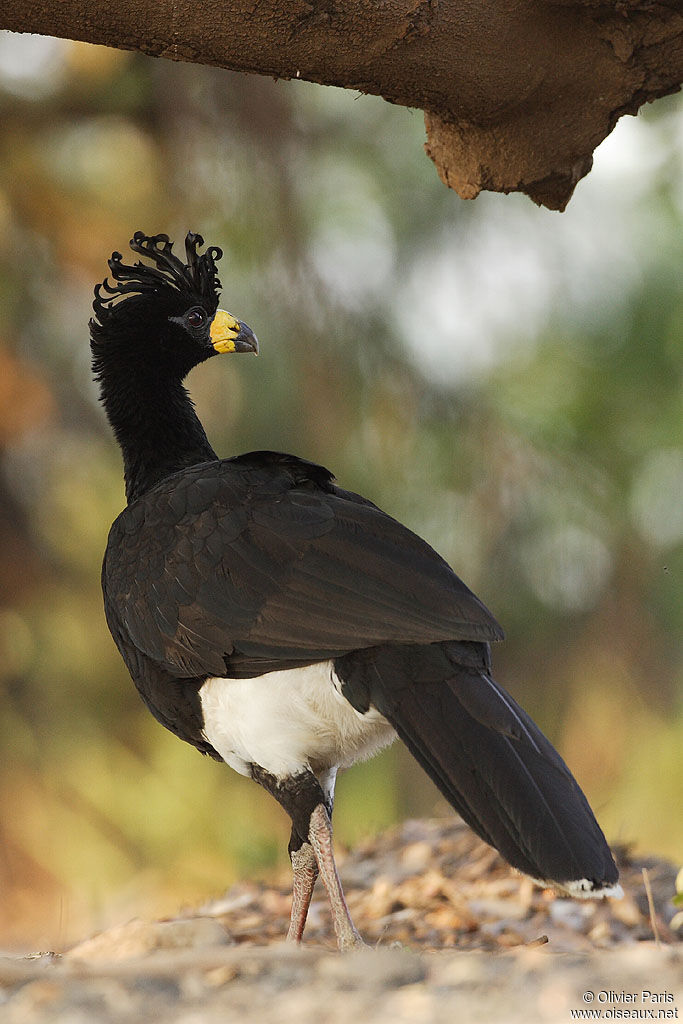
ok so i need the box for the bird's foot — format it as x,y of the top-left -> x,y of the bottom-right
336,923 -> 369,952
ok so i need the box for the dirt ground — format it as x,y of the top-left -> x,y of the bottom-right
1,819 -> 681,1023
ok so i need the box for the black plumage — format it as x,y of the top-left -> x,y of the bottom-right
92,231 -> 620,950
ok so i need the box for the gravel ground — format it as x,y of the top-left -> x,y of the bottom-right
2,819 -> 681,1023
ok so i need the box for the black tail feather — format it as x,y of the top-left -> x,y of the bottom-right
338,642 -> 619,892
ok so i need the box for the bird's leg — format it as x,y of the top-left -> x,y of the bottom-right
251,765 -> 364,950
287,832 -> 318,943
308,802 -> 365,951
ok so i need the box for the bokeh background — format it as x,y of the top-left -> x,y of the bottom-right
0,32 -> 681,953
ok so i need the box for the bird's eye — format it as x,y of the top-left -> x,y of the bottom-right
186,309 -> 206,329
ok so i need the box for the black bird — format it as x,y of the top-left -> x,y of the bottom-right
91,231 -> 620,950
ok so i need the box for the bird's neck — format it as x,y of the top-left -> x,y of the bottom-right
99,365 -> 218,505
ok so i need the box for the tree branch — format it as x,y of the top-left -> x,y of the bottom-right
2,0 -> 682,209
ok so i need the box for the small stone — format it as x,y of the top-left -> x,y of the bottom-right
66,916 -> 230,962
316,947 -> 427,990
610,892 -> 642,928
400,842 -> 433,873
548,899 -> 596,932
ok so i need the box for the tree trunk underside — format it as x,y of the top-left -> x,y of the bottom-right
2,1 -> 682,210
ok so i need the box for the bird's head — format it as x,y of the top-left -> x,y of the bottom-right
90,231 -> 258,381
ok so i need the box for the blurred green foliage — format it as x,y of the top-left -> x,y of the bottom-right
0,34 -> 680,950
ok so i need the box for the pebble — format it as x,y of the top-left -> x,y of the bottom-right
66,916 -> 231,962
316,947 -> 428,990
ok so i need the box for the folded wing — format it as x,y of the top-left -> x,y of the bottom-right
103,452 -> 503,679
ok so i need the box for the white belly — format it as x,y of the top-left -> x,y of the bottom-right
199,661 -> 396,783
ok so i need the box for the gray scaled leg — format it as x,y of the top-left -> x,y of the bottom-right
287,836 -> 318,943
251,765 -> 365,949
308,803 -> 365,951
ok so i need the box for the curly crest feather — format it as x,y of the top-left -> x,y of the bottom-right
91,231 -> 223,326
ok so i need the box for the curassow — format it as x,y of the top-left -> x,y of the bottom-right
91,231 -> 621,949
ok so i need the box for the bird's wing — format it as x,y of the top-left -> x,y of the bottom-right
103,452 -> 503,679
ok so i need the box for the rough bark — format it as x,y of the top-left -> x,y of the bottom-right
2,1 -> 682,210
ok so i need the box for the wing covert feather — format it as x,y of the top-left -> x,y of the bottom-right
102,454 -> 502,679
